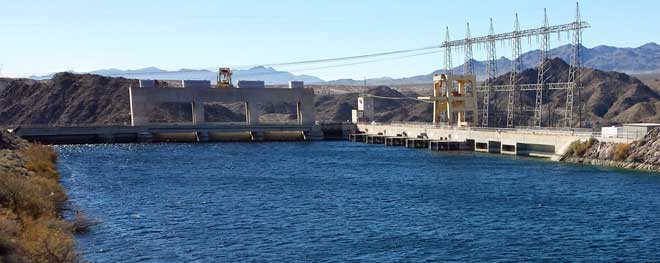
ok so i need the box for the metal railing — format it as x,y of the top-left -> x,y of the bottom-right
378,121 -> 591,135
357,121 -> 648,139
596,132 -> 647,140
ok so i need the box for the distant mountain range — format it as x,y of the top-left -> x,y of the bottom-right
29,42 -> 660,85
30,66 -> 324,85
326,42 -> 660,85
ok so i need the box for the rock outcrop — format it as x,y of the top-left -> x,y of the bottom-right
0,130 -> 29,177
561,128 -> 660,172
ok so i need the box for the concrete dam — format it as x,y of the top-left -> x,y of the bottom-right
8,77 -> 636,162
10,79 -> 357,144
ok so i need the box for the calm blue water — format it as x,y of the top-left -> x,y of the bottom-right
56,142 -> 660,262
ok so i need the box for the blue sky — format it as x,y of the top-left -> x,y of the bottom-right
0,0 -> 657,80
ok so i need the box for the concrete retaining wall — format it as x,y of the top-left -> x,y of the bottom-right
356,123 -> 605,159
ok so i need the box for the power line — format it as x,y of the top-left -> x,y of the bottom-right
234,45 -> 442,68
9,44 -> 443,78
281,50 -> 442,73
324,88 -> 433,104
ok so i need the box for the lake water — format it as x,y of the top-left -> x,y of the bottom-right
56,141 -> 660,262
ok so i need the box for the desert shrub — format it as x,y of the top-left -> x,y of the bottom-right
0,174 -> 66,219
0,141 -> 80,263
18,217 -> 78,263
21,145 -> 59,181
567,138 -> 598,157
614,143 -> 632,161
0,212 -> 22,263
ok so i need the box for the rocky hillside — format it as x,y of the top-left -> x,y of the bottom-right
635,73 -> 660,93
487,58 -> 660,127
561,128 -> 660,172
315,86 -> 431,123
0,73 -> 134,125
0,73 -> 267,126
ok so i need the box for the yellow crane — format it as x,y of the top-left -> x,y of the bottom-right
217,67 -> 233,88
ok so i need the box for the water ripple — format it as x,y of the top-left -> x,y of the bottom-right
57,142 -> 660,262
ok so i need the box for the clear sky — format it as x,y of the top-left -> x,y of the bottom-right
0,0 -> 657,80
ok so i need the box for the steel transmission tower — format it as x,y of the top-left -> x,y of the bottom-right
483,19 -> 497,127
534,9 -> 550,127
464,23 -> 474,75
507,14 -> 522,128
444,27 -> 453,75
566,2 -> 582,127
440,3 -> 589,129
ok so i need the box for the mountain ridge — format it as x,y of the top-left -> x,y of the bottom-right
27,42 -> 660,86
30,66 -> 325,85
324,42 -> 660,85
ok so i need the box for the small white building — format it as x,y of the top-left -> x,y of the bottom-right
601,126 -> 623,138
622,123 -> 660,139
352,96 -> 375,123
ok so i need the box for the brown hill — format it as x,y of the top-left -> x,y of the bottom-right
314,86 -> 431,123
488,58 -> 660,127
635,73 -> 660,93
0,73 -> 134,125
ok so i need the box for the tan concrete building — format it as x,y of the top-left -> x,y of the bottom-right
417,74 -> 479,127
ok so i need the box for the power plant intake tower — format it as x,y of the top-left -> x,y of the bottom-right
418,74 -> 479,127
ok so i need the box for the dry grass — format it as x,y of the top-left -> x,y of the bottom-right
566,138 -> 598,157
22,144 -> 59,180
0,144 -> 81,263
614,143 -> 632,161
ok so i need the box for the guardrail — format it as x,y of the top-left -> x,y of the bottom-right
3,123 -> 313,129
357,121 -> 646,140
596,132 -> 646,140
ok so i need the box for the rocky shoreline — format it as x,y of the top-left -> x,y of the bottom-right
561,128 -> 660,173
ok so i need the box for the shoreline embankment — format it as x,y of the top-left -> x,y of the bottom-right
0,130 -> 80,263
560,128 -> 660,173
